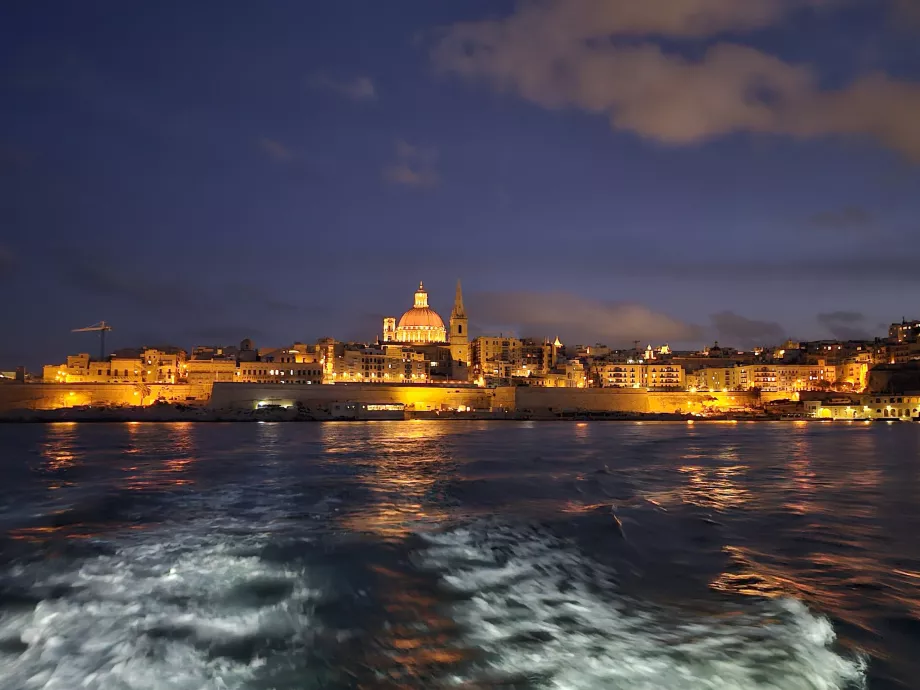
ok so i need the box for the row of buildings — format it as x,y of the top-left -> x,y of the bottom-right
37,282 -> 920,397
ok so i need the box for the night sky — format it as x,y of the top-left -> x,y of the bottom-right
3,0 -> 920,369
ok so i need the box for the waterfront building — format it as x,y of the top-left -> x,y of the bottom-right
689,362 -> 841,393
43,353 -> 143,384
596,363 -> 685,389
238,361 -> 323,384
191,344 -> 239,361
185,359 -> 237,385
889,319 -> 920,344
806,394 -> 920,420
140,348 -> 185,383
326,344 -> 431,383
259,344 -> 322,364
472,336 -> 522,380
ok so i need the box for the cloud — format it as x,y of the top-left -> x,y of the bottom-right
623,252 -> 920,283
889,0 -> 920,27
467,291 -> 702,345
382,163 -> 439,187
382,139 -> 440,187
309,73 -> 376,101
807,206 -> 873,231
185,325 -> 266,342
63,254 -> 189,309
433,0 -> 920,159
817,311 -> 872,340
711,311 -> 786,348
258,137 -> 295,162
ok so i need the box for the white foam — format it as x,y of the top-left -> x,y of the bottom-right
419,523 -> 867,690
0,527 -> 317,690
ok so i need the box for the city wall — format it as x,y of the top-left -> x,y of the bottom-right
207,384 -> 761,414
0,383 -> 209,411
499,388 -> 760,414
0,382 -> 764,415
208,382 -> 495,411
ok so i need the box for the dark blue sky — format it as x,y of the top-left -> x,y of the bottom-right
2,0 -> 920,368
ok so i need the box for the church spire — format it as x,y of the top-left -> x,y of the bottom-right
451,279 -> 466,319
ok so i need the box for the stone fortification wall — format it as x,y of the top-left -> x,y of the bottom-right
503,388 -> 759,414
0,383 -> 210,412
0,382 -> 763,415
208,383 -> 495,411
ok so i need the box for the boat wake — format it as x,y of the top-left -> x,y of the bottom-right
416,521 -> 867,689
0,526 -> 317,690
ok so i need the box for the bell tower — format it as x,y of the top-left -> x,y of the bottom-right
449,279 -> 470,380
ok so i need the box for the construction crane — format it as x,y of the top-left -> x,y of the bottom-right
72,321 -> 113,361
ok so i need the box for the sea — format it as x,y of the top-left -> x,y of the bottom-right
0,420 -> 918,690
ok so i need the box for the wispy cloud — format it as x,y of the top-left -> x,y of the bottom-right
817,311 -> 872,340
382,139 -> 440,188
63,254 -> 189,309
258,137 -> 295,162
468,291 -> 702,345
711,311 -> 786,348
434,0 -> 920,159
185,325 -> 267,342
309,73 -> 376,101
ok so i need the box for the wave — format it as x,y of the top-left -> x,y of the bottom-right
0,527 -> 317,690
416,521 -> 867,689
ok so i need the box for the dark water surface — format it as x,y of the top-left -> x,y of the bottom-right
0,421 -> 918,689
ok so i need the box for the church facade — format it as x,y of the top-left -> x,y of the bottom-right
383,281 -> 470,381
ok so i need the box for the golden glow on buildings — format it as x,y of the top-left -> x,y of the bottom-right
384,281 -> 447,344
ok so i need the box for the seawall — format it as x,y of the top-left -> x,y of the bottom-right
0,382 -> 769,415
0,383 -> 210,411
208,382 -> 495,411
207,383 -> 761,415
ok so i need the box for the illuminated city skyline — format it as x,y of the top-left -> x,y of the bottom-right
3,2 -> 920,370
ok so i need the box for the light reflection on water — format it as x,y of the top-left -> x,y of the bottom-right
2,421 -> 920,688
326,421 -> 451,539
39,422 -> 79,490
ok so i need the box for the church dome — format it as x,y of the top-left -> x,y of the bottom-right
398,307 -> 445,330
394,282 -> 446,344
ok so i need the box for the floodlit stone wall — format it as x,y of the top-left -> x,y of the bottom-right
0,383 -> 209,411
0,382 -> 763,415
208,382 -> 495,411
504,388 -> 759,414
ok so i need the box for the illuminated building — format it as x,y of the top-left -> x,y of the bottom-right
378,280 -> 470,382
259,343 -> 322,364
326,345 -> 430,383
889,318 -> 920,344
448,280 -> 470,381
141,348 -> 185,383
185,359 -> 237,385
384,282 -> 447,344
472,336 -> 523,380
807,394 -> 920,420
597,363 -> 685,389
42,353 -> 144,384
238,361 -> 323,384
191,344 -> 239,360
472,335 -> 560,385
688,362 -> 841,393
